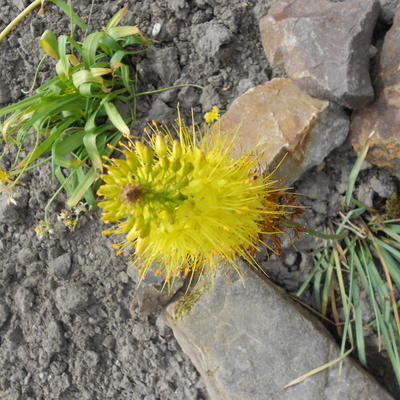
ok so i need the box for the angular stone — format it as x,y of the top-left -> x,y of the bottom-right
219,79 -> 349,185
54,284 -> 90,314
165,263 -> 394,400
350,6 -> 400,179
192,21 -> 233,57
260,0 -> 380,109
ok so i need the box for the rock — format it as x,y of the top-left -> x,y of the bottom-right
54,284 -> 90,314
192,21 -> 233,57
236,78 -> 254,96
0,186 -> 28,224
0,302 -> 10,328
17,248 -> 37,265
45,320 -> 65,356
147,99 -> 174,122
48,253 -> 72,279
380,0 -> 400,23
177,86 -> 201,109
0,81 -> 10,104
165,263 -> 394,400
350,6 -> 400,179
200,86 -> 221,111
260,0 -> 380,109
146,47 -> 181,86
219,79 -> 349,185
15,287 -> 34,315
0,194 -> 20,224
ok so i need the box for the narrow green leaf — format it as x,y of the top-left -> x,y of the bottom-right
105,5 -> 127,30
67,167 -> 97,207
103,101 -> 129,134
83,129 -> 103,172
108,26 -> 140,40
82,32 -> 106,67
352,279 -> 367,366
345,142 -> 369,208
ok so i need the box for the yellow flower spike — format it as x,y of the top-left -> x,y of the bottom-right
97,112 -> 303,289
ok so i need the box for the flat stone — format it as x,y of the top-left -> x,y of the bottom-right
260,0 -> 380,109
165,263 -> 394,400
350,5 -> 400,179
219,79 -> 349,185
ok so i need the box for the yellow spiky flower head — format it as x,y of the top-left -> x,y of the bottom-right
97,111 -> 302,287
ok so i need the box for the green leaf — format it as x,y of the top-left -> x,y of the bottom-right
82,32 -> 106,67
39,30 -> 59,59
103,101 -> 130,134
83,129 -> 103,173
345,142 -> 369,208
105,5 -> 128,31
108,26 -> 140,40
67,167 -> 97,208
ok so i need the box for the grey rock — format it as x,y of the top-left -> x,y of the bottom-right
17,248 -> 37,265
192,21 -> 233,57
158,88 -> 177,103
200,86 -> 221,112
48,253 -> 72,279
380,0 -> 400,23
146,99 -> 174,122
236,78 -> 254,96
45,320 -> 65,357
169,0 -> 190,19
13,0 -> 26,11
0,81 -> 11,104
0,302 -> 10,328
166,263 -> 394,400
15,287 -> 34,315
146,47 -> 181,85
6,326 -> 24,346
54,284 -> 90,314
370,174 -> 396,198
177,86 -> 201,109
0,194 -> 20,224
84,350 -> 99,367
50,360 -> 68,375
260,0 -> 380,109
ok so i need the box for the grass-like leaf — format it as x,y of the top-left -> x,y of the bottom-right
298,145 -> 400,385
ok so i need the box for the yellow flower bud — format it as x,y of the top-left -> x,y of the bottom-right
155,135 -> 168,157
172,140 -> 182,159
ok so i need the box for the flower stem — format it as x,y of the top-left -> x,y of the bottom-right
0,0 -> 43,43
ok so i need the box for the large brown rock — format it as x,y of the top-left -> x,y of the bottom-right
260,0 -> 380,110
219,78 -> 349,185
351,5 -> 400,179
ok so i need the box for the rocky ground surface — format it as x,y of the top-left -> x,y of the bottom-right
0,0 -> 399,399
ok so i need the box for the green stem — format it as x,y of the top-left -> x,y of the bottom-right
0,0 -> 43,43
281,220 -> 347,241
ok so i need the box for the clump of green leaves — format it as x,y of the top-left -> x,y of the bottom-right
0,5 -> 152,214
297,146 -> 400,385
